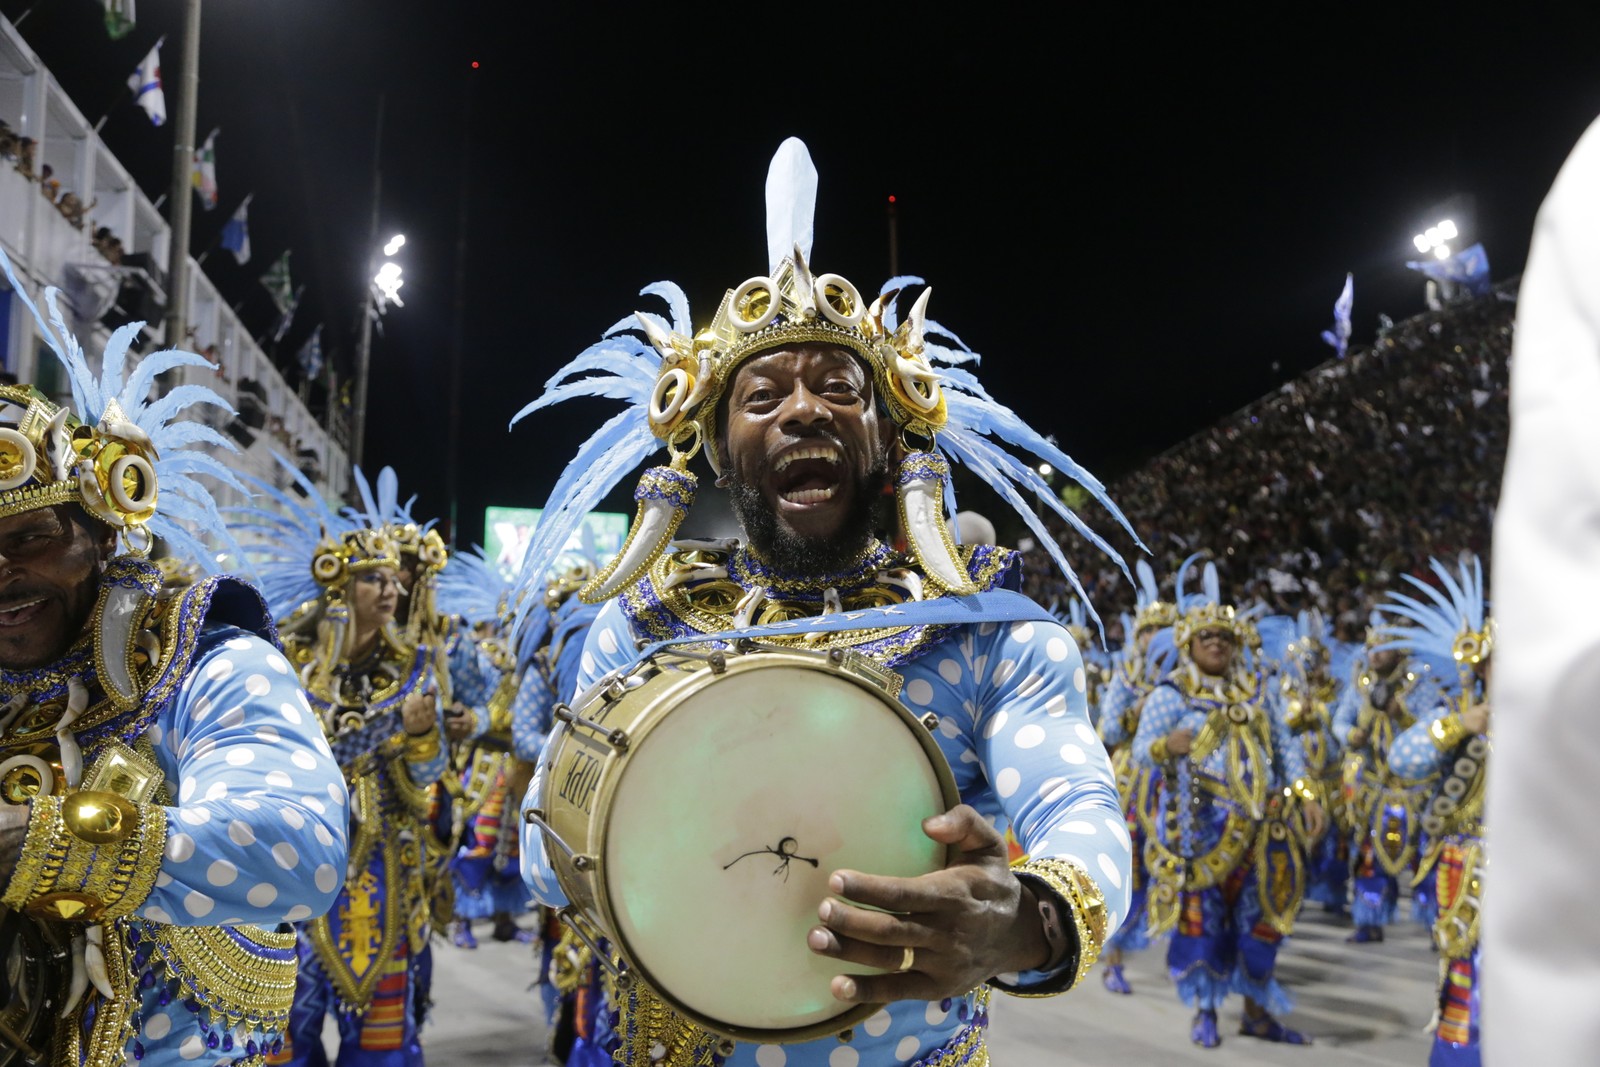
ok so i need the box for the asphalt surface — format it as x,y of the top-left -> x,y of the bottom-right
384,906 -> 1441,1066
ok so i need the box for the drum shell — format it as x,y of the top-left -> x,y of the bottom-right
535,645 -> 960,1044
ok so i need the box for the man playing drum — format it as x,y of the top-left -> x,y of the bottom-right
513,139 -> 1137,1066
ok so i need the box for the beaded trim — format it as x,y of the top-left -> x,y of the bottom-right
621,541 -> 1017,668
998,859 -> 1108,997
144,922 -> 299,1030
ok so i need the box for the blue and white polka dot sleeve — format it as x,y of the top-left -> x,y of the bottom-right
1332,681 -> 1363,744
143,632 -> 350,927
1390,715 -> 1450,780
510,661 -> 555,763
1130,684 -> 1190,769
519,601 -> 636,904
568,600 -> 635,698
1097,672 -> 1137,746
965,620 -> 1133,927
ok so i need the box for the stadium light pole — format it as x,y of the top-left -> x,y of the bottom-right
351,95 -> 385,471
162,0 -> 202,351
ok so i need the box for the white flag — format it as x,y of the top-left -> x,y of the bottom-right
128,37 -> 166,126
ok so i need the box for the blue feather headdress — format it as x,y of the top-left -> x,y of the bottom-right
508,138 -> 1143,637
226,454 -> 379,621
437,545 -> 513,629
1375,555 -> 1491,691
0,247 -> 248,570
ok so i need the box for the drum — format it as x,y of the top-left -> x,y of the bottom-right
528,641 -> 959,1045
0,906 -> 70,1067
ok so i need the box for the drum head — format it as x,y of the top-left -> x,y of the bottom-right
603,662 -> 948,1035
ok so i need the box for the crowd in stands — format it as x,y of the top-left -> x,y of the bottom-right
1024,284 -> 1515,643
1,116 -> 121,253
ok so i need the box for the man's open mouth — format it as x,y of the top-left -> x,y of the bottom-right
772,445 -> 843,505
0,597 -> 48,628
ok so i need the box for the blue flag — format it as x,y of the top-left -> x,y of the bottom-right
220,194 -> 251,265
296,324 -> 323,381
1319,272 -> 1353,359
1406,242 -> 1491,297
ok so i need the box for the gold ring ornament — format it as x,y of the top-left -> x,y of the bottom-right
0,427 -> 38,490
896,946 -> 916,974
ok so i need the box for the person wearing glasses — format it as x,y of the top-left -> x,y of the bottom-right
1133,558 -> 1327,1049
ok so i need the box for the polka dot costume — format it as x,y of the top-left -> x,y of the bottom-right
520,601 -> 1129,1066
129,629 -> 350,1065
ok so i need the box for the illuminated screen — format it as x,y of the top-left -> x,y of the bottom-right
482,506 -> 629,580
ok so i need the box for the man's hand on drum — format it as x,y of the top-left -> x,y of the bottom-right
807,804 -> 1051,1004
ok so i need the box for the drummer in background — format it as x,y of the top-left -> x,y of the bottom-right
512,138 -> 1138,1066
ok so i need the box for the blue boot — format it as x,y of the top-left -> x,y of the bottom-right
1102,964 -> 1132,995
1240,1013 -> 1312,1044
1191,1010 -> 1221,1048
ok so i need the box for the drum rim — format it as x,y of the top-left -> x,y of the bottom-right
555,644 -> 962,1044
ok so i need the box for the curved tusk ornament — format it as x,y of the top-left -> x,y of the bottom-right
579,465 -> 697,604
897,452 -> 977,596
60,931 -> 87,1018
85,924 -> 114,1000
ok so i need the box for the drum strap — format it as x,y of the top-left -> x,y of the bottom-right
634,588 -> 1062,661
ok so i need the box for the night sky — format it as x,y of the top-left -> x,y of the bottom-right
7,2 -> 1600,549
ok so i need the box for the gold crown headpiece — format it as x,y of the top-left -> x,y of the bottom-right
1133,600 -> 1178,635
1452,619 -> 1494,666
0,385 -> 163,539
310,527 -> 399,592
1173,601 -> 1245,651
637,250 -> 949,473
386,522 -> 447,575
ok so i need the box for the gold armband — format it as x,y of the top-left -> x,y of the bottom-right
1149,737 -> 1171,764
1429,714 -> 1469,752
3,791 -> 168,921
998,857 -> 1109,998
402,726 -> 442,763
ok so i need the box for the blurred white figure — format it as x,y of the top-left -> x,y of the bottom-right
1487,113 -> 1600,1066
952,509 -> 996,545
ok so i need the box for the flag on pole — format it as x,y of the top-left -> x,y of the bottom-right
296,324 -> 324,381
1319,272 -> 1353,359
103,0 -> 136,39
260,250 -> 293,313
191,127 -> 218,210
127,37 -> 166,126
1405,242 -> 1492,298
272,285 -> 305,344
220,194 -> 252,264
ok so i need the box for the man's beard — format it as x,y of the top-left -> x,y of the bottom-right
726,454 -> 890,576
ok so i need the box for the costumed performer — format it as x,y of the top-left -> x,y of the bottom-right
236,463 -> 447,1067
1095,559 -> 1176,995
1132,558 -> 1327,1049
1382,557 -> 1491,1067
512,138 -> 1138,1066
0,250 -> 349,1066
434,546 -> 533,947
1333,610 -> 1444,943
